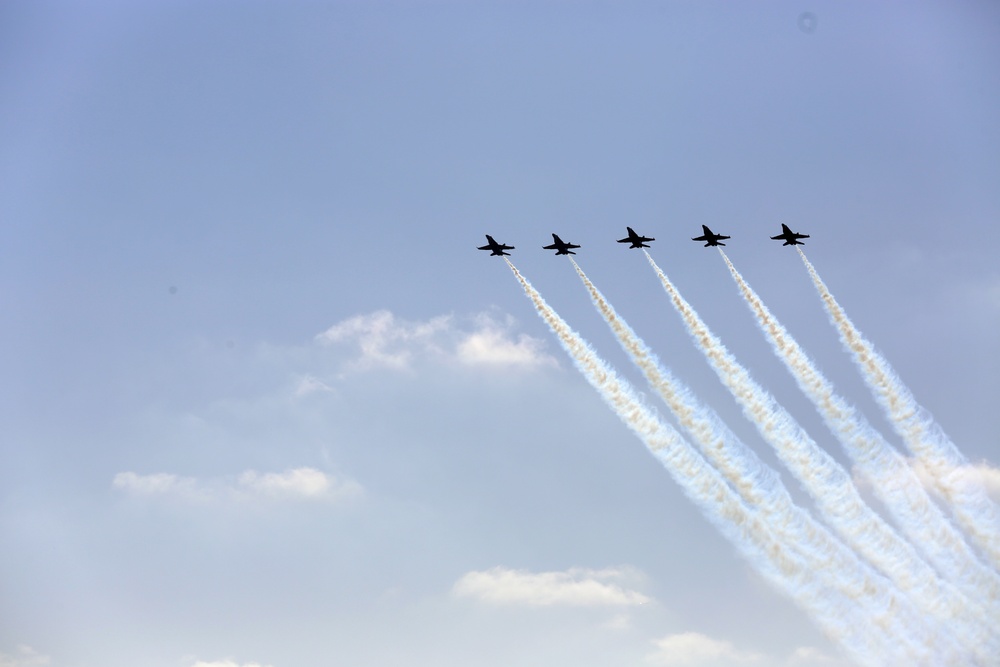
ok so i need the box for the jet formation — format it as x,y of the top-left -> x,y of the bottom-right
478,224 -> 809,256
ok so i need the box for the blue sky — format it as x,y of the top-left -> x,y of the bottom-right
2,2 -> 999,666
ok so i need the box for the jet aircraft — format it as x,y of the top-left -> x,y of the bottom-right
691,225 -> 731,247
478,234 -> 515,256
543,234 -> 581,255
770,223 -> 810,246
617,227 -> 655,248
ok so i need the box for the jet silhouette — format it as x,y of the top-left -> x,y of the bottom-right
691,225 -> 730,247
617,227 -> 655,248
770,223 -> 810,246
543,233 -> 581,255
478,234 -> 514,256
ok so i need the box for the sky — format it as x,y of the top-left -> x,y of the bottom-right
1,1 -> 999,666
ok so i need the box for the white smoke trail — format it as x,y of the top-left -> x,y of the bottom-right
640,251 -> 997,659
569,259 -> 976,646
718,250 -> 1000,615
504,258 -> 957,666
798,248 -> 1000,567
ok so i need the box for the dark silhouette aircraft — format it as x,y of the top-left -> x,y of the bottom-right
478,235 -> 515,256
691,225 -> 730,247
543,234 -> 581,255
770,224 -> 810,246
617,227 -> 655,248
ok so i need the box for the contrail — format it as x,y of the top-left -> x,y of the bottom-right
640,251 -> 997,658
798,247 -> 1000,566
718,249 -> 1000,613
568,258 -> 984,651
504,257 -> 959,666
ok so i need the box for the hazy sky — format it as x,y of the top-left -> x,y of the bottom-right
2,2 -> 999,666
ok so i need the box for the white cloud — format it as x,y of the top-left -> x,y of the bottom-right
785,646 -> 850,666
646,633 -> 847,667
316,310 -> 452,370
316,310 -> 555,372
292,374 -> 333,397
0,646 -> 49,667
452,566 -> 650,607
112,471 -> 208,501
238,467 -> 360,500
113,467 -> 362,504
973,462 -> 1000,500
858,458 -> 1000,503
647,632 -> 763,666
189,661 -> 273,667
927,460 -> 1000,502
456,319 -> 556,369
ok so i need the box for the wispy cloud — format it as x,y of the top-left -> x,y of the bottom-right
452,566 -> 650,607
292,374 -> 334,397
0,646 -> 49,667
975,462 -> 1000,501
456,313 -> 557,369
238,468 -> 350,499
113,467 -> 362,504
316,310 -> 555,372
317,310 -> 452,370
188,660 -> 273,667
646,632 -> 848,667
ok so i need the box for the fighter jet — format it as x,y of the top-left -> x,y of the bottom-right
543,233 -> 581,255
770,223 -> 810,246
617,227 -> 655,248
478,234 -> 515,256
691,225 -> 730,247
